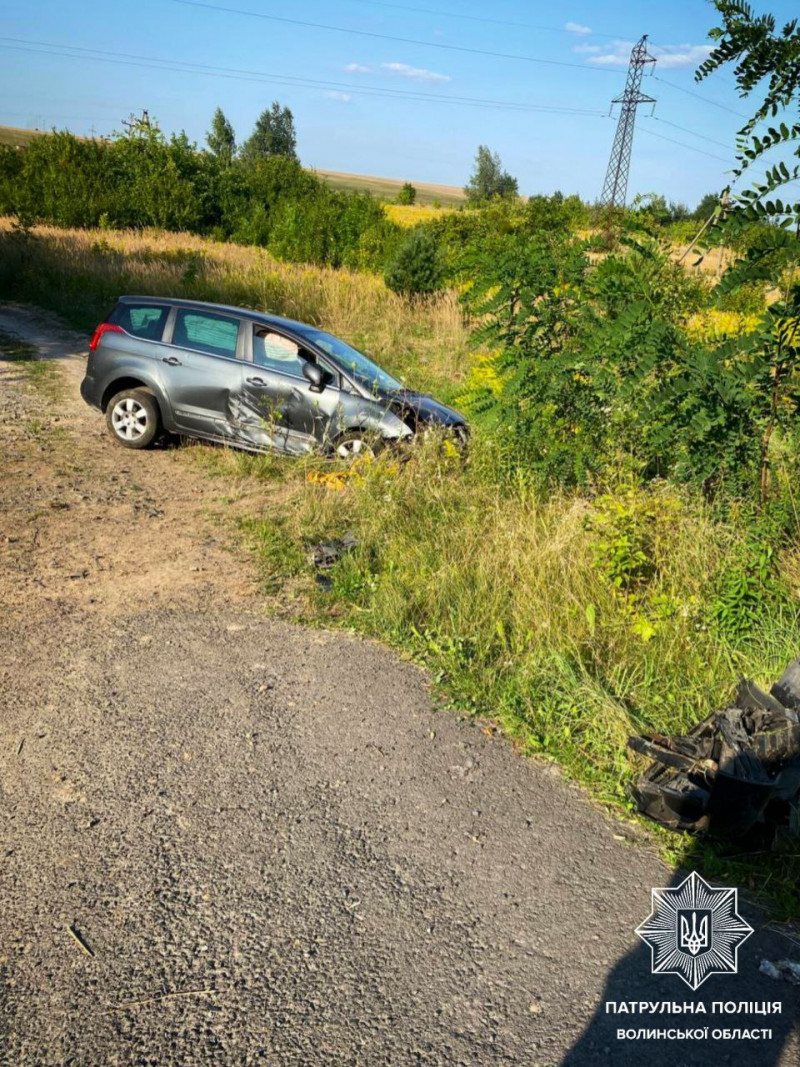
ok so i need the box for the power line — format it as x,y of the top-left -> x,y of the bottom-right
170,0 -> 623,74
1,38 -> 747,161
638,125 -> 732,164
172,1 -> 757,128
653,74 -> 748,118
646,115 -> 734,152
649,41 -> 740,89
0,40 -> 609,117
2,36 -> 753,175
345,0 -> 622,37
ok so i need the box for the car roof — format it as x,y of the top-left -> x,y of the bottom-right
118,295 -> 318,335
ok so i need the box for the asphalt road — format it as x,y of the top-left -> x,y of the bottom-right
0,305 -> 798,1066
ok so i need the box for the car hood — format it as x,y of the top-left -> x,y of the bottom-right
381,389 -> 466,428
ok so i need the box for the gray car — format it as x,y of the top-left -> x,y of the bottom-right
80,296 -> 467,458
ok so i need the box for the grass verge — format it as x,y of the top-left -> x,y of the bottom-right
193,434 -> 800,919
2,221 -> 797,917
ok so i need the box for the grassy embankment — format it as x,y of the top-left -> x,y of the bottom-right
2,220 -> 799,916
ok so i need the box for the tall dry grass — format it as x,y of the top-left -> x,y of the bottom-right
0,220 -> 470,397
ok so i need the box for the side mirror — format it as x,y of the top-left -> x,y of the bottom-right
303,361 -> 326,392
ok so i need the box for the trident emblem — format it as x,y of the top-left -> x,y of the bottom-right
636,872 -> 752,989
679,912 -> 709,956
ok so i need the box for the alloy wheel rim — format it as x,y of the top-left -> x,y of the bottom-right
336,438 -> 373,460
112,398 -> 148,441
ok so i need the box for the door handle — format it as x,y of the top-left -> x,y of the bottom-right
162,356 -> 182,366
246,376 -> 267,386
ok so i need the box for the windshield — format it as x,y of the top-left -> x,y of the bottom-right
297,327 -> 404,394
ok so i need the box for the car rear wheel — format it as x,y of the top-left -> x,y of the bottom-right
106,388 -> 160,449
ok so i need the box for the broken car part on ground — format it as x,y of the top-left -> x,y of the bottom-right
629,660 -> 800,844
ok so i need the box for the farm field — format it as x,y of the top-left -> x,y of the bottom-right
0,124 -> 53,147
314,166 -> 465,204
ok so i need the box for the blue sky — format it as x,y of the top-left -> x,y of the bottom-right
0,0 -> 796,207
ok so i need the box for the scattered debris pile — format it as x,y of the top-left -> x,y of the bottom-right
629,660 -> 800,843
307,530 -> 358,589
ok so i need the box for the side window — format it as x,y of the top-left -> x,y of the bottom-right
110,303 -> 168,341
173,309 -> 240,359
253,328 -> 306,377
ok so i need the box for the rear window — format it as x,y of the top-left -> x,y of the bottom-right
110,303 -> 168,341
172,309 -> 240,359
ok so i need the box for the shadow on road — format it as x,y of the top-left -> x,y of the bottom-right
562,868 -> 799,1066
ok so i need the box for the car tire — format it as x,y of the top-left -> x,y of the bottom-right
106,388 -> 160,449
332,431 -> 381,462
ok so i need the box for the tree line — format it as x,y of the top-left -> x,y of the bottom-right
0,104 -> 399,272
0,97 -> 746,303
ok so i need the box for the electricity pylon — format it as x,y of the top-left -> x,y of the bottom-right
122,110 -> 152,136
600,35 -> 656,212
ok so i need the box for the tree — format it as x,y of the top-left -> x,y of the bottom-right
241,102 -> 297,163
633,193 -> 691,224
396,181 -> 417,205
206,107 -> 236,163
694,1 -> 800,501
693,191 -> 721,220
464,146 -> 518,203
384,229 -> 442,296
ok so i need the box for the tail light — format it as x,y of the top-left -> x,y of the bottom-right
89,322 -> 123,352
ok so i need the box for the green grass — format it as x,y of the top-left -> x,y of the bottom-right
196,434 -> 800,918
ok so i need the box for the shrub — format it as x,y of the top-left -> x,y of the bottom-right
396,182 -> 417,205
384,229 -> 443,297
0,128 -> 403,273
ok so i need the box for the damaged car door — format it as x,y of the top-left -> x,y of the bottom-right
161,307 -> 246,439
237,325 -> 345,454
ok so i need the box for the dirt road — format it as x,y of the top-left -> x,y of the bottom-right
0,304 -> 797,1066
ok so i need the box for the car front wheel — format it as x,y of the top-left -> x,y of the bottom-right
106,388 -> 160,449
333,431 -> 379,462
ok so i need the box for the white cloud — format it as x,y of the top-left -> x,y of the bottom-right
324,91 -> 352,102
586,47 -> 632,66
651,43 -> 714,69
585,41 -> 713,68
344,63 -> 371,74
381,62 -> 451,83
565,21 -> 592,35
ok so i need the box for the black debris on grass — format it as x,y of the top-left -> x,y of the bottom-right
629,659 -> 800,845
